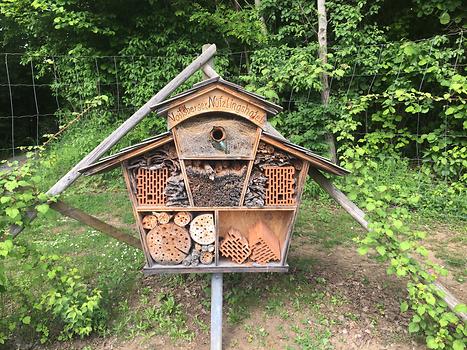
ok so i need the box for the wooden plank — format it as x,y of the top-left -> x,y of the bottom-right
215,210 -> 220,266
122,164 -> 152,265
239,160 -> 255,206
50,200 -> 141,250
82,135 -> 173,176
142,262 -> 289,275
166,87 -> 267,129
179,160 -> 194,206
136,206 -> 297,212
309,167 -> 467,322
281,161 -> 309,265
10,44 -> 217,238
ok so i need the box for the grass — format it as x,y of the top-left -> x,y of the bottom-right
2,189 -> 464,349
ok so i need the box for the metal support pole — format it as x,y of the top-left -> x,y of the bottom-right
211,273 -> 223,350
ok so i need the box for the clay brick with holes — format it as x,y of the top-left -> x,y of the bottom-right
136,168 -> 169,205
219,228 -> 251,264
264,166 -> 295,205
248,221 -> 280,264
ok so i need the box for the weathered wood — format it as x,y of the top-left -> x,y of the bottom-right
317,0 -> 337,163
142,214 -> 158,229
50,200 -> 141,250
309,167 -> 467,322
202,44 -> 219,80
155,212 -> 172,224
249,221 -> 281,264
309,168 -> 367,229
142,263 -> 289,275
10,44 -> 217,238
281,162 -> 309,265
173,114 -> 259,160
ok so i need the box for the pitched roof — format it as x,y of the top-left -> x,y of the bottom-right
150,76 -> 283,117
260,131 -> 349,176
78,132 -> 172,176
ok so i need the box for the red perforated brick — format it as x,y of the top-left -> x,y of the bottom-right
264,166 -> 295,205
136,168 -> 169,205
248,221 -> 280,264
219,228 -> 251,264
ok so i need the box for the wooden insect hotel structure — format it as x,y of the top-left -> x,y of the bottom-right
79,77 -> 348,274
11,44 -> 463,349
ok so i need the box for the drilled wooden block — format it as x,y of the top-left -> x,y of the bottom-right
142,214 -> 158,230
264,166 -> 295,205
248,221 -> 280,264
146,223 -> 191,265
189,214 -> 215,245
136,167 -> 169,206
219,228 -> 251,264
174,211 -> 192,227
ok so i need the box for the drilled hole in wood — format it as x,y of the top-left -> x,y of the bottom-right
210,126 -> 226,142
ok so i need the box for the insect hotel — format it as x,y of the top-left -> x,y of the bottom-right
79,77 -> 348,275
22,45 -> 462,350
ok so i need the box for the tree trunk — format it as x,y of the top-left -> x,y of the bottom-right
317,0 -> 338,164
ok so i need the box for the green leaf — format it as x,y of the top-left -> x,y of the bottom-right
0,196 -> 11,204
408,322 -> 419,333
393,219 -> 403,229
357,246 -> 368,255
5,207 -> 20,219
36,204 -> 49,214
366,202 -> 376,211
417,305 -> 426,315
426,336 -> 438,349
22,316 -> 31,325
400,301 -> 408,312
399,241 -> 411,251
453,304 -> 467,314
453,340 -> 465,350
439,12 -> 450,25
425,293 -> 436,305
376,246 -> 386,256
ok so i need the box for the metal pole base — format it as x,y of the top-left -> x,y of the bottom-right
211,273 -> 223,350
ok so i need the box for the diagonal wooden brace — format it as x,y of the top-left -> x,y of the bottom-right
309,168 -> 467,322
50,200 -> 141,250
10,44 -> 217,238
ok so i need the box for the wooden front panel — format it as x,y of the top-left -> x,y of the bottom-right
167,88 -> 267,129
173,114 -> 260,159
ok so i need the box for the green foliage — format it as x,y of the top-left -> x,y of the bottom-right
34,255 -> 105,341
0,149 -> 53,231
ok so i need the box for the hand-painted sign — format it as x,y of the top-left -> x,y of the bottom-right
167,90 -> 267,129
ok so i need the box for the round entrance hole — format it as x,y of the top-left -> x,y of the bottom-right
210,126 -> 226,142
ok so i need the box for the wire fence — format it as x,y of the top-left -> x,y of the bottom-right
0,32 -> 465,161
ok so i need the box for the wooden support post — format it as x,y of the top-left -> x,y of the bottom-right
202,44 -> 219,79
10,44 -> 217,238
309,168 -> 467,322
50,200 -> 142,250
